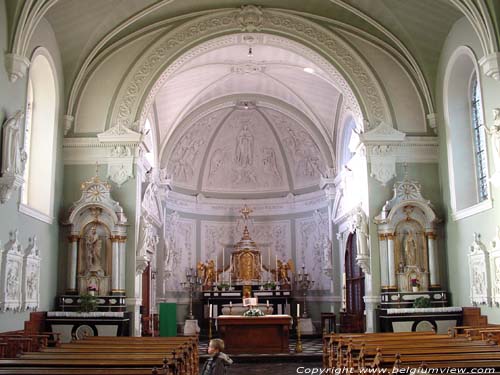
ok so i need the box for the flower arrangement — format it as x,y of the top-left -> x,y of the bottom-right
217,283 -> 230,291
243,308 -> 265,317
88,284 -> 97,292
263,281 -> 276,290
410,278 -> 420,287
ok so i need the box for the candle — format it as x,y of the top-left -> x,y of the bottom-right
230,301 -> 232,307
268,248 -> 271,274
275,255 -> 278,282
297,303 -> 300,317
266,300 -> 269,307
209,304 -> 212,318
222,247 -> 225,282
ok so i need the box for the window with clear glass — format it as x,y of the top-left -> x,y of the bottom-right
471,75 -> 488,201
21,78 -> 33,205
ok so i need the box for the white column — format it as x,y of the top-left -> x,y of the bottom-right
379,234 -> 389,290
66,235 -> 79,293
387,234 -> 397,290
427,232 -> 440,288
363,295 -> 380,333
111,237 -> 120,293
119,240 -> 126,293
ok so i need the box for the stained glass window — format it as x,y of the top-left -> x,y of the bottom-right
471,75 -> 488,201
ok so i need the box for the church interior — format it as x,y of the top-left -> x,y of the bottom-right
2,0 -> 500,373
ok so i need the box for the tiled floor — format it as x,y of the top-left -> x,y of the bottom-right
225,361 -> 323,374
198,337 -> 323,358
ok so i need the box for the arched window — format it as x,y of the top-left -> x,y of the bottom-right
444,46 -> 491,220
470,74 -> 488,202
19,49 -> 58,223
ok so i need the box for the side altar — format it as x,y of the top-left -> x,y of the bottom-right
49,171 -> 130,340
375,170 -> 461,333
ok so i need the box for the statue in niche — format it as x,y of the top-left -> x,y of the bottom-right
1,111 -> 27,175
404,231 -> 418,267
85,224 -> 103,274
235,123 -> 254,168
485,108 -> 500,170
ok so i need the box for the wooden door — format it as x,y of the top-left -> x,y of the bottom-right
341,232 -> 365,333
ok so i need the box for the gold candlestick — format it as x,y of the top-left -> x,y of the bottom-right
295,316 -> 303,353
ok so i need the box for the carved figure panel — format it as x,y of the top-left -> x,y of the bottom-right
490,227 -> 500,306
0,230 -> 24,311
167,109 -> 228,190
266,109 -> 326,189
160,213 -> 195,293
468,233 -> 491,306
202,110 -> 288,193
22,236 -> 40,310
296,211 -> 331,290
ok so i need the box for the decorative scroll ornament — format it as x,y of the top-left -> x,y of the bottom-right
490,227 -> 500,306
0,230 -> 24,311
0,111 -> 27,204
359,122 -> 405,186
237,5 -> 263,32
22,236 -> 40,310
5,53 -> 30,83
468,233 -> 491,306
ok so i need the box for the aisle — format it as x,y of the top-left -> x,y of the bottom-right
226,361 -> 323,375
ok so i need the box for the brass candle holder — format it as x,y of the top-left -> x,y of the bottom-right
295,316 -> 303,353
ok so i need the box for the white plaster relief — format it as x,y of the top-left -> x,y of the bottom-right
22,236 -> 40,311
202,110 -> 288,193
0,230 -> 24,311
0,111 -> 26,204
266,109 -> 326,190
490,227 -> 500,306
161,213 -> 195,293
200,220 -> 291,267
296,212 -> 331,290
468,233 -> 491,306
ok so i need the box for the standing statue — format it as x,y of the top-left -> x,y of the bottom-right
404,231 -> 418,266
277,259 -> 294,285
235,123 -> 254,168
86,224 -> 103,273
1,111 -> 26,175
204,259 -> 217,286
485,108 -> 500,174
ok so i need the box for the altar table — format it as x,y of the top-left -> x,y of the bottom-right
217,315 -> 291,354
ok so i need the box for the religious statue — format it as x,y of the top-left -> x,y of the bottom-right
204,259 -> 217,287
85,224 -> 103,273
235,123 -> 254,168
1,111 -> 27,175
277,259 -> 294,285
485,108 -> 500,174
404,231 -> 417,266
6,264 -> 19,299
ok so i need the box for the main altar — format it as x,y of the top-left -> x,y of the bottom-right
196,206 -> 298,332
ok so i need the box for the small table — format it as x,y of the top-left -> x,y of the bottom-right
217,315 -> 291,354
321,312 -> 336,333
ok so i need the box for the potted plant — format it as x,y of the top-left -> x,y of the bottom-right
410,278 -> 420,292
218,283 -> 230,291
413,296 -> 431,308
79,293 -> 98,313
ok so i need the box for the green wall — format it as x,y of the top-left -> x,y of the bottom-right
437,17 -> 500,323
0,1 -> 64,331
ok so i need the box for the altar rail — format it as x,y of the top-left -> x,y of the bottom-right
56,295 -> 126,312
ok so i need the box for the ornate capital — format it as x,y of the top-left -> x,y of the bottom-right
479,52 -> 500,81
0,175 -> 24,204
4,53 -> 30,83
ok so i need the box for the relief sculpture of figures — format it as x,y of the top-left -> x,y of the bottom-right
6,264 -> 19,299
235,123 -> 254,168
1,111 -> 27,175
86,224 -> 103,274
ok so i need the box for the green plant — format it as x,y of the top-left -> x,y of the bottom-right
263,281 -> 276,290
79,293 -> 98,312
218,283 -> 230,291
413,296 -> 431,308
243,308 -> 265,317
